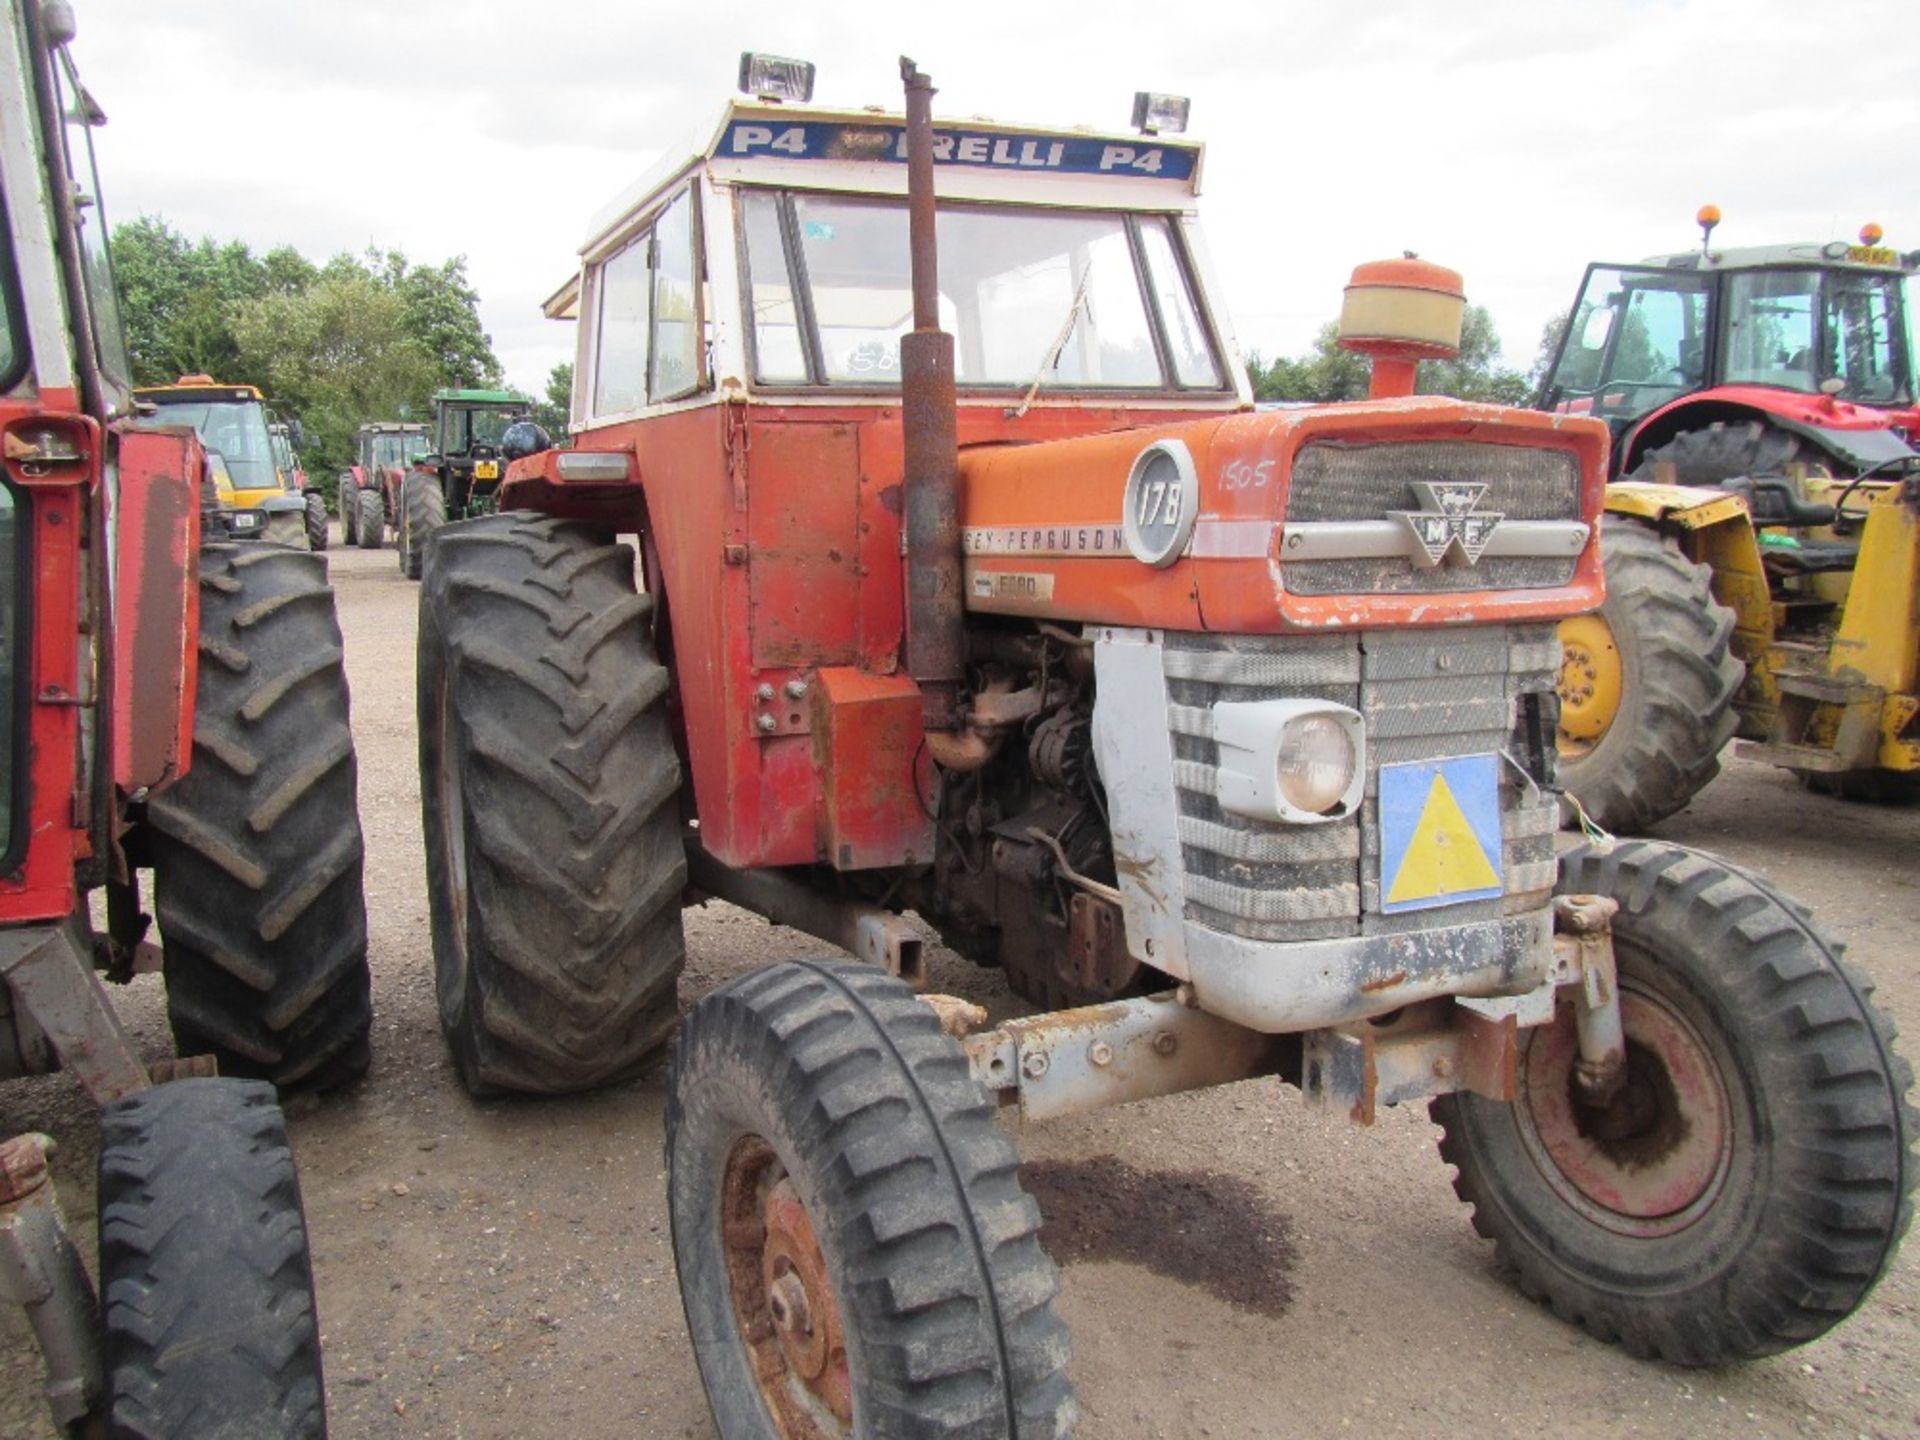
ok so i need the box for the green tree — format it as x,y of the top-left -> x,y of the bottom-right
110,217 -> 273,383
1246,305 -> 1529,406
531,360 -> 572,436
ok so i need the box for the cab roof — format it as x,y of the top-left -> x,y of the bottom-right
135,381 -> 262,405
574,96 -> 1206,268
1640,241 -> 1918,274
358,421 -> 429,434
432,388 -> 526,405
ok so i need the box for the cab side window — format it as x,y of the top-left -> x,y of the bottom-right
589,187 -> 704,419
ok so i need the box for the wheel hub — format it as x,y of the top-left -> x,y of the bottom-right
721,1136 -> 852,1437
1520,985 -> 1732,1237
1555,614 -> 1623,752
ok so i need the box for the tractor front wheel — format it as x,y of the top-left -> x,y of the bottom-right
1555,520 -> 1742,831
303,492 -> 329,552
669,959 -> 1077,1438
401,472 -> 446,580
355,487 -> 383,549
341,484 -> 359,545
147,544 -> 371,1089
418,513 -> 685,1094
98,1079 -> 327,1439
1432,840 -> 1915,1365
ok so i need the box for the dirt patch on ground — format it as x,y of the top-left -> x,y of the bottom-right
1023,1154 -> 1296,1318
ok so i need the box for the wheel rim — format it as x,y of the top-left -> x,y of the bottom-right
1515,973 -> 1733,1238
1555,613 -> 1622,757
721,1135 -> 852,1438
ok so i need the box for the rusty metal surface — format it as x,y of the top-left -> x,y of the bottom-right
899,58 -> 963,730
810,667 -> 935,871
685,845 -> 925,985
0,923 -> 150,1104
964,991 -> 1283,1123
111,427 -> 203,795
0,1140 -> 105,1431
1553,893 -> 1627,1103
747,424 -> 862,670
1302,996 -> 1526,1126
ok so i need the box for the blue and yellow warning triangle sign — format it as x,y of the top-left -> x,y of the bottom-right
1379,755 -> 1504,913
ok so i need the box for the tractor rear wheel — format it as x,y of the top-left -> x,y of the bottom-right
98,1078 -> 327,1439
418,513 -> 685,1095
303,492 -> 328,552
1432,840 -> 1915,1365
401,473 -> 445,580
341,485 -> 359,545
147,544 -> 371,1089
1555,520 -> 1742,831
355,487 -> 383,549
1626,418 -> 1804,486
669,959 -> 1077,1438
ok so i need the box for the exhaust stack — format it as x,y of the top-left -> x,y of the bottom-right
899,57 -> 963,731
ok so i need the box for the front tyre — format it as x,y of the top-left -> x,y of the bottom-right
669,959 -> 1076,1439
147,544 -> 372,1089
418,513 -> 685,1094
303,492 -> 329,552
99,1078 -> 327,1439
1433,840 -> 1915,1365
1555,520 -> 1742,831
401,472 -> 446,580
355,487 -> 383,549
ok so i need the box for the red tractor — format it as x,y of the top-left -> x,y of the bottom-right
1540,211 -> 1920,827
339,418 -> 429,549
418,58 -> 1914,1436
1,3 -> 371,1432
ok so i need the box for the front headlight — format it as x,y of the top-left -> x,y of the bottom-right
1212,699 -> 1366,824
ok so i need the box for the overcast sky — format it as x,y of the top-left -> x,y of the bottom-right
69,0 -> 1920,396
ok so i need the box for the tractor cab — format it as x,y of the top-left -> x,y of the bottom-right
427,388 -> 528,504
133,375 -> 309,541
1538,213 -> 1919,475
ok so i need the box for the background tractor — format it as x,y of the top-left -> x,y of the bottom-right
417,57 -> 1913,1437
339,418 -> 428,550
133,374 -> 317,549
1,3 -> 371,1431
1539,211 -> 1920,828
269,416 -> 328,550
397,387 -> 529,578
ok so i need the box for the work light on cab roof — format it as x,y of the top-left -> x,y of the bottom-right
737,51 -> 814,103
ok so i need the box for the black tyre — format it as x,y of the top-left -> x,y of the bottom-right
1626,418 -> 1804,486
340,483 -> 359,545
99,1077 -> 327,1439
263,510 -> 305,549
669,959 -> 1076,1439
1797,768 -> 1920,806
418,512 -> 684,1094
1556,520 -> 1742,831
401,472 -> 446,580
147,544 -> 371,1089
354,487 -> 382,549
303,492 -> 328,552
1433,840 -> 1915,1365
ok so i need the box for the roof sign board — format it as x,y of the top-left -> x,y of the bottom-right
718,117 -> 1198,182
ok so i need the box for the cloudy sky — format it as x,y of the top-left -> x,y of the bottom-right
70,0 -> 1920,395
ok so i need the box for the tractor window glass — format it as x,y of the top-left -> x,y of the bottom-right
789,195 -> 1162,388
1724,270 -> 1818,392
741,191 -> 808,384
1544,267 -> 1706,422
1138,219 -> 1222,388
0,481 -> 20,858
0,220 -> 18,389
650,190 -> 700,402
54,51 -> 129,393
592,231 -> 653,417
1825,271 -> 1909,404
149,399 -> 277,493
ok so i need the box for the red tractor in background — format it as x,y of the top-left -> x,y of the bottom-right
339,419 -> 429,549
417,56 -> 1913,1437
1540,212 -> 1920,828
1,3 -> 372,1432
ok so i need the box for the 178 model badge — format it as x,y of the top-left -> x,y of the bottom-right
1391,481 -> 1504,567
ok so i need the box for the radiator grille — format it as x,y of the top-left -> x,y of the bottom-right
1284,440 -> 1581,596
1166,625 -> 1560,942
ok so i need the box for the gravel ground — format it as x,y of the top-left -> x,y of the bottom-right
2,532 -> 1916,1438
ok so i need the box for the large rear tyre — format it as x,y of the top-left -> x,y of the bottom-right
147,545 -> 371,1090
340,484 -> 359,545
669,959 -> 1076,1439
1432,840 -> 1915,1365
418,513 -> 685,1095
354,487 -> 382,549
303,493 -> 328,552
1556,520 -> 1742,831
1797,767 -> 1920,806
98,1078 -> 327,1439
1626,418 -> 1804,486
400,473 -> 446,580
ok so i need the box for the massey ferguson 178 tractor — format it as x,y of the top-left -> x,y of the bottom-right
339,418 -> 428,549
396,386 -> 530,578
1540,211 -> 1920,828
2,3 -> 371,1432
417,58 -> 1915,1436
